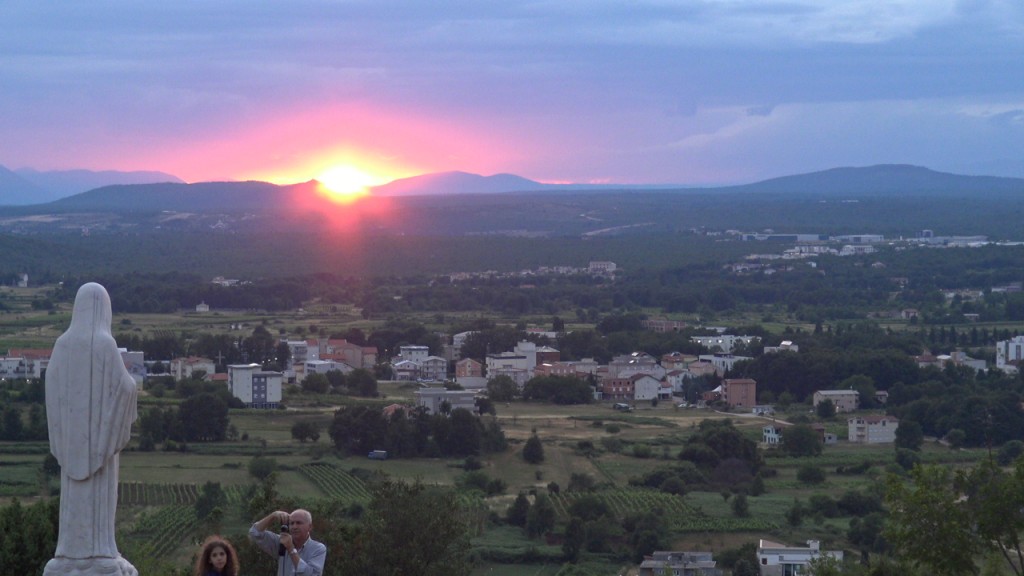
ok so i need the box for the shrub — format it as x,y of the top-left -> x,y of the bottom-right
797,465 -> 826,485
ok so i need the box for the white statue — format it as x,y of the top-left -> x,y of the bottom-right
44,282 -> 138,576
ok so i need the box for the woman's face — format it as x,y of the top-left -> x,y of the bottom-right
210,546 -> 228,572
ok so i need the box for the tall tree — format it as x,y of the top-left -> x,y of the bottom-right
526,493 -> 556,538
506,492 -> 530,527
885,464 -> 981,576
486,375 -> 519,402
177,393 -> 229,441
781,424 -> 823,457
895,419 -> 924,452
338,479 -> 470,576
523,434 -> 545,464
956,459 -> 1024,576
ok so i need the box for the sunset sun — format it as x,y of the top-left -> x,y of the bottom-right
316,164 -> 386,202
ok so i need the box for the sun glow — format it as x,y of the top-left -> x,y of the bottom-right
316,164 -> 386,203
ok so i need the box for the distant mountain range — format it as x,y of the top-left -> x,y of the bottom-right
0,165 -> 183,205
368,164 -> 1024,198
370,170 -> 685,196
2,164 -> 1023,214
371,171 -> 549,196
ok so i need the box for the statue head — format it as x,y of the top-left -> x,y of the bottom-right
68,282 -> 113,336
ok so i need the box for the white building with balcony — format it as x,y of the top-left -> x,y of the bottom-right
228,363 -> 283,409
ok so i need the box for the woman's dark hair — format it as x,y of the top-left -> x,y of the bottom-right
194,535 -> 239,576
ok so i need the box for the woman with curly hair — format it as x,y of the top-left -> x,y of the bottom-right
194,535 -> 240,576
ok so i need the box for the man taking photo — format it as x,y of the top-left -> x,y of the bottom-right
249,509 -> 327,576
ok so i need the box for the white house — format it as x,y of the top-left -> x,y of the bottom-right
763,340 -> 799,354
304,359 -> 353,377
664,370 -> 687,394
848,415 -> 899,444
996,335 -> 1024,374
119,349 -> 146,387
618,363 -> 667,381
588,261 -> 617,275
420,356 -> 448,381
691,334 -> 757,354
286,339 -> 318,364
414,388 -> 478,415
395,345 -> 430,362
391,359 -> 422,381
608,352 -> 658,379
631,374 -> 662,401
698,354 -> 753,376
639,551 -> 722,576
486,341 -> 539,378
452,331 -> 477,351
228,363 -> 283,409
487,366 -> 531,389
0,357 -> 24,379
756,540 -> 843,576
169,356 -> 216,381
0,348 -> 51,380
762,424 -> 785,445
812,390 -> 860,413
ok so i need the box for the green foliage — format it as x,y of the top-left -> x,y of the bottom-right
731,493 -> 750,517
782,423 -> 824,457
681,419 -> 761,474
0,405 -> 24,440
0,498 -> 57,576
748,474 -> 766,496
816,398 -> 837,419
786,499 -> 804,527
632,443 -> 653,458
805,555 -> 847,576
456,470 -> 506,496
848,512 -> 888,554
998,440 -> 1024,466
506,492 -> 530,527
345,368 -> 379,397
177,393 -> 229,442
522,375 -> 593,404
523,434 -> 545,464
526,493 -> 556,538
248,455 -> 278,481
194,481 -> 227,520
567,473 -> 597,493
336,479 -> 471,576
895,448 -> 921,471
797,464 -> 826,485
561,517 -> 586,563
302,373 -> 330,394
955,459 -> 1024,576
886,465 -> 982,576
944,428 -> 967,448
486,375 -> 520,402
329,404 -> 499,458
718,542 -> 759,574
894,419 -> 924,451
291,420 -> 321,443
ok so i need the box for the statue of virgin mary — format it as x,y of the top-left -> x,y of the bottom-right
44,283 -> 138,576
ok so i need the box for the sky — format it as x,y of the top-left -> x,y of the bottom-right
2,1 -> 1024,188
